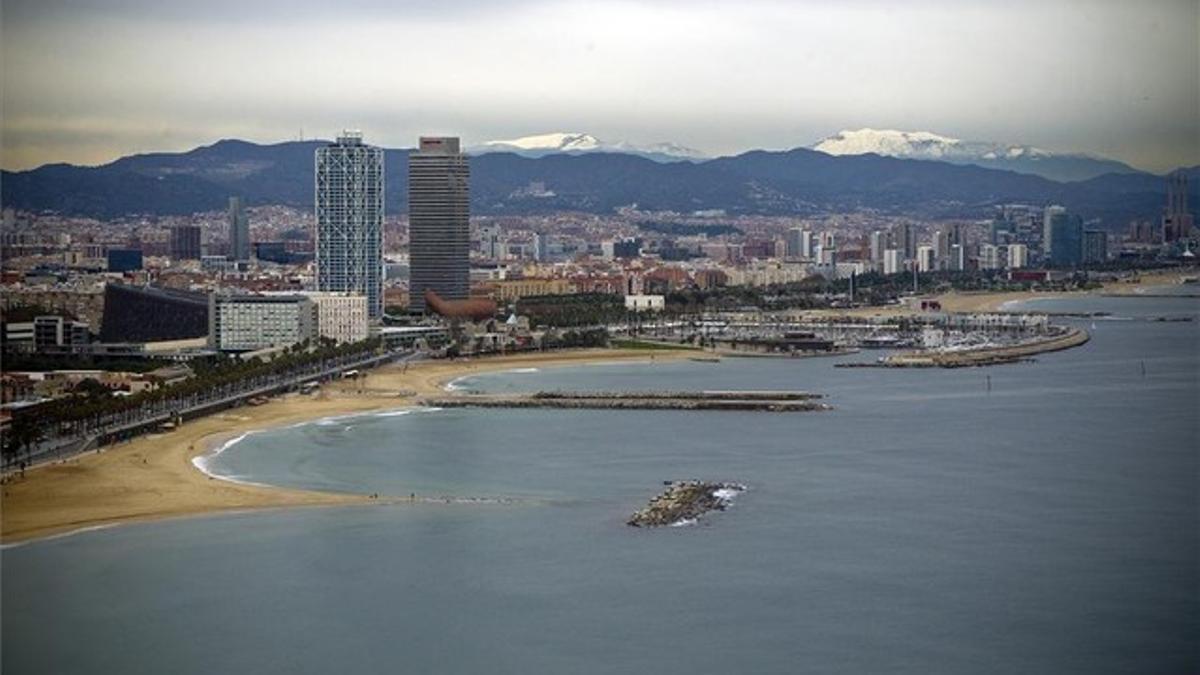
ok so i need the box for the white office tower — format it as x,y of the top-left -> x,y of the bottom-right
883,248 -> 902,275
979,244 -> 1001,270
315,132 -> 384,318
869,230 -> 887,263
1008,243 -> 1029,269
228,196 -> 251,261
800,230 -> 814,259
409,137 -> 470,312
917,245 -> 935,272
933,230 -> 949,263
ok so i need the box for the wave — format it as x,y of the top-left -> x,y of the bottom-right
0,523 -> 120,549
190,433 -> 272,488
713,487 -> 744,504
373,408 -> 415,418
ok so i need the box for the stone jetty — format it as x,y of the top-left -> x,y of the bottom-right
422,390 -> 829,412
836,327 -> 1089,369
627,481 -> 746,527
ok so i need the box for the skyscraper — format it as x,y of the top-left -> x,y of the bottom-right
1082,230 -> 1108,265
785,227 -> 804,258
1162,172 -> 1194,242
1008,244 -> 1028,269
169,224 -> 202,260
315,132 -> 384,318
228,196 -> 251,262
916,245 -> 935,272
869,230 -> 887,263
409,136 -> 470,312
892,222 -> 915,259
1047,210 -> 1084,267
1042,205 -> 1067,258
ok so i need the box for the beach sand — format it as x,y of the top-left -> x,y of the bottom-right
0,348 -> 692,543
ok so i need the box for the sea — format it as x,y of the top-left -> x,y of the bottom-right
3,292 -> 1197,674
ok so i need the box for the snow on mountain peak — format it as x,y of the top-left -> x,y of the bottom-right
813,128 -> 963,158
808,128 -> 1131,181
482,132 -> 601,152
474,132 -> 707,161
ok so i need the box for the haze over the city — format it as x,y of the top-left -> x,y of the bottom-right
2,0 -> 1197,173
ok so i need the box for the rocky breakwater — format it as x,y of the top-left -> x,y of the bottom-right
423,390 -> 830,412
627,481 -> 746,527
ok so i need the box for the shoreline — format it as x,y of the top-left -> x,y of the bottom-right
0,348 -> 693,544
3,272 -> 1191,544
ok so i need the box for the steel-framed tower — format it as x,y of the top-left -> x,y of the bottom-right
315,131 -> 384,318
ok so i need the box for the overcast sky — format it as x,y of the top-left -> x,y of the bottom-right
2,0 -> 1197,172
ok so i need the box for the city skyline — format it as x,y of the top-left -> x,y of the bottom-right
2,0 -> 1197,173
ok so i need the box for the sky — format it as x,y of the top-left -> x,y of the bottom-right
2,0 -> 1198,172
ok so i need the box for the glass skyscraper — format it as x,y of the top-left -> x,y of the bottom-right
315,132 -> 384,318
228,196 -> 251,262
408,136 -> 470,313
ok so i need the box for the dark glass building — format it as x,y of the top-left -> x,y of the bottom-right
106,248 -> 143,272
408,136 -> 469,313
100,284 -> 209,343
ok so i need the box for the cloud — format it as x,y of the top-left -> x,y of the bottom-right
3,0 -> 1197,172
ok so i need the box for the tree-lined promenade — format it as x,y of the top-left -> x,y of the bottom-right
2,338 -> 407,471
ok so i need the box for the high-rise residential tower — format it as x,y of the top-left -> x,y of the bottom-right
409,136 -> 470,313
228,196 -> 251,262
315,132 -> 384,318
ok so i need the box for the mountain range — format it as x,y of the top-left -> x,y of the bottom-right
811,129 -> 1142,182
1,137 -> 1194,228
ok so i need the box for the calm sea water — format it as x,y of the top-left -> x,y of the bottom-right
4,293 -> 1198,674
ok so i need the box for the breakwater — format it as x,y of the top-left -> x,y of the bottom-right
838,327 -> 1090,369
627,481 -> 746,527
423,390 -> 830,412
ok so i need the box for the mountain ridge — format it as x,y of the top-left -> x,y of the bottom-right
2,138 -> 1194,227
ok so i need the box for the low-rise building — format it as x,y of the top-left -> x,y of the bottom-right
625,294 -> 665,312
490,278 -> 577,302
303,292 -> 369,344
208,293 -> 317,352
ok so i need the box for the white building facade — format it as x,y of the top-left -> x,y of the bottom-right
208,294 -> 317,352
304,292 -> 370,345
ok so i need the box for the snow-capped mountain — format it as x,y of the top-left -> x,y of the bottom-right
471,132 -> 707,163
811,128 -> 1140,182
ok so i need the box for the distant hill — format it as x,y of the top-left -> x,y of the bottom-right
812,128 -> 1144,182
2,139 -> 1194,228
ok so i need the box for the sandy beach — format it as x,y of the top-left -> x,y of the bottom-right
0,348 -> 692,543
3,270 -> 1193,543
